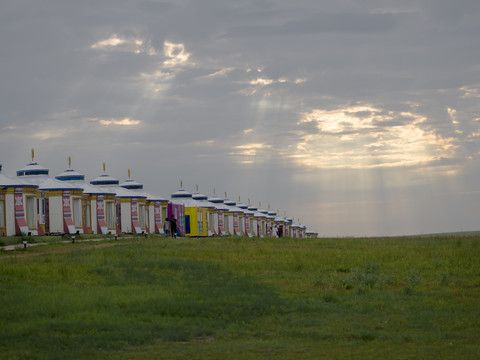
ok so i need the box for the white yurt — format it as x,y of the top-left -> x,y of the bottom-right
1,166 -> 39,236
192,188 -> 216,236
208,191 -> 230,236
120,171 -> 169,234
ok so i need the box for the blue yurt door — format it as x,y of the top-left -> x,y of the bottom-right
185,215 -> 190,234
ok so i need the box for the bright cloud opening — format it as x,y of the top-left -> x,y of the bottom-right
231,143 -> 271,157
91,34 -> 157,55
163,41 -> 191,68
250,78 -> 274,85
293,105 -> 458,170
91,35 -> 126,49
90,117 -> 141,126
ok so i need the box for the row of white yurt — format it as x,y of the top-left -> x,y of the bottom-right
24,152 -> 172,236
3,151 -> 315,237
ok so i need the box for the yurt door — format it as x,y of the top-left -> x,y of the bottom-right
185,215 -> 190,234
83,201 -> 92,234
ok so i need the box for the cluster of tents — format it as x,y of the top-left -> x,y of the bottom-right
0,152 -> 318,239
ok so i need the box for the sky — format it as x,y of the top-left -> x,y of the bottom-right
1,0 -> 480,236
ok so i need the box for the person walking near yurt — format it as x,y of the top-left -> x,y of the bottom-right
170,215 -> 177,238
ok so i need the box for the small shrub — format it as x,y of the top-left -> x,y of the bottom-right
404,270 -> 421,295
361,331 -> 376,342
440,272 -> 450,286
403,286 -> 414,296
322,293 -> 339,303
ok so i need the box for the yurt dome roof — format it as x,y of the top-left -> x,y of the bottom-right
192,194 -> 216,208
236,202 -> 248,209
223,200 -> 244,213
192,192 -> 208,200
207,195 -> 230,210
258,206 -> 268,214
90,174 -> 119,186
120,178 -> 144,190
207,195 -> 224,203
171,189 -> 192,199
254,211 -> 267,218
16,162 -> 49,177
56,168 -> 85,181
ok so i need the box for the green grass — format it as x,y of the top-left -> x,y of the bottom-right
1,236 -> 479,359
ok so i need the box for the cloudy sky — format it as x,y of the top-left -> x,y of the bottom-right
1,0 -> 480,236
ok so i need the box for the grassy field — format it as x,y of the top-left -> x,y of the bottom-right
1,235 -> 479,359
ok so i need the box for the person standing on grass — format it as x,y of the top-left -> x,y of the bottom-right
170,216 -> 177,238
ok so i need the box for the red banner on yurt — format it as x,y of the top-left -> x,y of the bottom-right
131,199 -> 142,234
244,216 -> 250,236
233,213 -> 239,235
96,195 -> 108,234
218,211 -> 224,234
154,202 -> 163,233
14,188 -> 29,235
257,222 -> 263,237
63,191 -> 76,234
